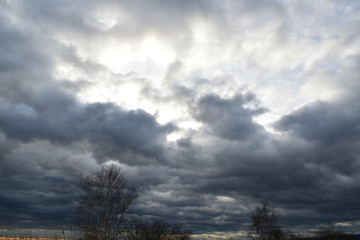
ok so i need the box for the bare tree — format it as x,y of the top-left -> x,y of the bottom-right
248,201 -> 285,240
77,164 -> 137,240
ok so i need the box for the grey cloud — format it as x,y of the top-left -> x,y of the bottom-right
0,137 -> 97,229
0,95 -> 173,163
168,96 -> 360,230
274,100 -> 360,144
0,175 -> 79,228
0,10 -> 62,106
191,93 -> 266,141
257,97 -> 360,226
187,136 -> 360,230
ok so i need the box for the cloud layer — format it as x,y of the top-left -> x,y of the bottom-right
1,0 -> 360,235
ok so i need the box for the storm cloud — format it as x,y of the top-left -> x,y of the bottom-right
191,93 -> 266,141
1,0 -> 360,236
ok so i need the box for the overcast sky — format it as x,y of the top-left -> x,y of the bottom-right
1,0 -> 360,236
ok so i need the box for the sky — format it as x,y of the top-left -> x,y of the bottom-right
1,0 -> 360,236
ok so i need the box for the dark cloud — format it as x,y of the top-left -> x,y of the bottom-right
191,93 -> 266,141
266,98 -> 360,228
0,93 -> 172,163
0,95 -> 173,227
0,173 -> 79,228
275,100 -> 360,144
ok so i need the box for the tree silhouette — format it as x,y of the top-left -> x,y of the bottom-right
77,164 -> 137,240
248,201 -> 285,240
